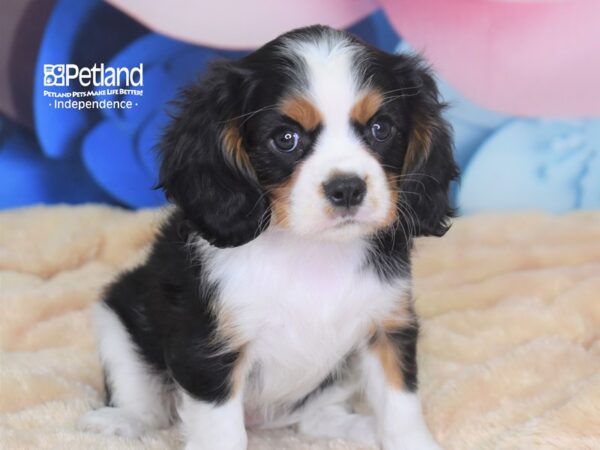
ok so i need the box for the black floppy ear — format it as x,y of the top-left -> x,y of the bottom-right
159,61 -> 269,248
395,56 -> 459,237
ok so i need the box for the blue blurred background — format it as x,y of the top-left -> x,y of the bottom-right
1,0 -> 598,212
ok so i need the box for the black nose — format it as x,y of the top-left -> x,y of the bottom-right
323,175 -> 367,209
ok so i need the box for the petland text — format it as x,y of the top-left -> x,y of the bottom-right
43,63 -> 143,87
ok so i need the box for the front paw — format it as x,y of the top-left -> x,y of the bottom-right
79,407 -> 151,438
381,430 -> 442,450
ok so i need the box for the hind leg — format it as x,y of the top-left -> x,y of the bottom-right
79,302 -> 173,437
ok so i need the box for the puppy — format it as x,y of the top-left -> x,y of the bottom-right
79,26 -> 458,450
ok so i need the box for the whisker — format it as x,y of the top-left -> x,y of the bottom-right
380,92 -> 421,106
386,172 -> 442,186
251,189 -> 270,210
378,84 -> 423,97
403,172 -> 442,184
393,190 -> 422,198
400,199 -> 420,237
220,103 -> 279,125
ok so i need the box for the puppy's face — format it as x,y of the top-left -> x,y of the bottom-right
160,26 -> 458,248
244,41 -> 400,240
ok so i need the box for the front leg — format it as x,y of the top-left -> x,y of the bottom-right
179,389 -> 246,450
360,313 -> 441,450
167,330 -> 248,449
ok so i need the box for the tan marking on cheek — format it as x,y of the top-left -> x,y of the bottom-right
280,96 -> 322,130
270,165 -> 303,229
222,125 -> 254,176
351,90 -> 383,125
270,184 -> 292,228
380,172 -> 399,228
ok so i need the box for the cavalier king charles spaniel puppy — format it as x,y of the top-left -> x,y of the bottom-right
80,26 -> 458,450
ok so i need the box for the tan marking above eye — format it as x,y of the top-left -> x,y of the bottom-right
280,96 -> 322,130
351,90 -> 384,125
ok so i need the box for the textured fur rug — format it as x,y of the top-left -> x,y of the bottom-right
1,205 -> 599,449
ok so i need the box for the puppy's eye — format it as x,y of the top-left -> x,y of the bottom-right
371,119 -> 394,142
270,128 -> 300,153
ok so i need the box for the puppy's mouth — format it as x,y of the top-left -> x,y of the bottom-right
333,217 -> 358,228
324,208 -> 384,233
331,206 -> 359,222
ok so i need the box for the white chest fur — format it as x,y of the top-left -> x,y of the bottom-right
203,231 -> 408,408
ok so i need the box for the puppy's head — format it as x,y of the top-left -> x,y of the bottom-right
159,26 -> 458,248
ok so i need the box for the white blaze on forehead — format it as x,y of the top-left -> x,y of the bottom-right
283,34 -> 362,130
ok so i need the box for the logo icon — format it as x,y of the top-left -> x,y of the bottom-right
44,64 -> 66,86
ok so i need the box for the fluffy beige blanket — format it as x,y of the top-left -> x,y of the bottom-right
1,205 -> 599,450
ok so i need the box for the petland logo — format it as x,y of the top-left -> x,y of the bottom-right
43,63 -> 144,110
43,63 -> 144,87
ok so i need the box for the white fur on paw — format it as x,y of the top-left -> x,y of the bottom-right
79,407 -> 150,438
